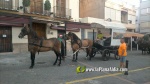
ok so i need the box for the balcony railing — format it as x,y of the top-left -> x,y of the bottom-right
23,2 -> 53,16
0,0 -> 19,11
53,6 -> 71,20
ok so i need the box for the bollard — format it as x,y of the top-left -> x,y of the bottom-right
124,60 -> 129,75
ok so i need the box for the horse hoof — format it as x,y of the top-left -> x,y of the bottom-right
58,64 -> 60,66
53,63 -> 56,66
89,58 -> 91,61
29,66 -> 33,69
72,59 -> 75,61
85,57 -> 88,60
72,60 -> 77,62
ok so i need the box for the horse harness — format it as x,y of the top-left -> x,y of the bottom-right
71,38 -> 82,48
29,38 -> 57,54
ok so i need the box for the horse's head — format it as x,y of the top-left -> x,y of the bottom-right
67,32 -> 73,40
68,32 -> 79,40
63,34 -> 70,40
18,24 -> 30,38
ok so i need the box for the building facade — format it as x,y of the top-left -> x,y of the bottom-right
138,0 -> 150,33
0,0 -> 139,53
0,0 -> 80,53
105,0 -> 136,32
79,0 -> 137,40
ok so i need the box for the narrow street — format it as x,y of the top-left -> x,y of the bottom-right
0,51 -> 149,84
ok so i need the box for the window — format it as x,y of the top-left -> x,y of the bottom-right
121,11 -> 128,23
88,32 -> 97,40
56,0 -> 66,17
141,8 -> 150,15
140,22 -> 150,28
113,32 -> 123,39
81,29 -> 85,40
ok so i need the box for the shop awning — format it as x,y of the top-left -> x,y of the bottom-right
0,12 -> 31,27
50,21 -> 91,32
66,21 -> 91,29
91,21 -> 126,30
0,15 -> 30,24
124,24 -> 136,29
123,32 -> 144,37
0,23 -> 23,27
50,26 -> 80,32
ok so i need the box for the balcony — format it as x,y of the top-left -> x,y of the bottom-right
0,0 -> 19,11
24,1 -> 52,16
53,6 -> 71,20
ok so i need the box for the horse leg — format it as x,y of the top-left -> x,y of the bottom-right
86,48 -> 89,59
30,52 -> 35,69
72,51 -> 75,61
142,48 -> 144,54
88,49 -> 92,60
75,52 -> 78,62
58,52 -> 61,66
53,51 -> 58,65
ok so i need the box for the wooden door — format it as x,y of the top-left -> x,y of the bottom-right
30,0 -> 43,14
0,26 -> 12,52
56,0 -> 66,17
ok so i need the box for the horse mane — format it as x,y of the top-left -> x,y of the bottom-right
71,32 -> 80,40
30,28 -> 39,39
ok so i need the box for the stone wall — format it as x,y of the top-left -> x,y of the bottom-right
12,43 -> 28,53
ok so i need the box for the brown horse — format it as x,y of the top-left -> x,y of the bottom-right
18,25 -> 65,68
65,32 -> 93,61
136,33 -> 150,54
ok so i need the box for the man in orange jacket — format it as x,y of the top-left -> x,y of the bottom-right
118,38 -> 127,68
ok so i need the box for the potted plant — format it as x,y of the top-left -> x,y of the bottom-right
22,0 -> 30,13
44,0 -> 51,15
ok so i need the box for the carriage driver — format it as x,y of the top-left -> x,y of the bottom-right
118,38 -> 127,68
96,30 -> 104,45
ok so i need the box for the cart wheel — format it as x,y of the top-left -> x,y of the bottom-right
114,50 -> 120,60
91,48 -> 96,57
102,49 -> 110,61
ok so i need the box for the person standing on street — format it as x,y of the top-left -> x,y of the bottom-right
118,38 -> 127,68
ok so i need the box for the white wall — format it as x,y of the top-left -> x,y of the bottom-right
128,14 -> 136,24
69,0 -> 79,21
19,0 -> 23,7
12,27 -> 28,43
46,24 -> 57,38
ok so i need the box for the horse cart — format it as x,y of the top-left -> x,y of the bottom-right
90,22 -> 127,61
91,40 -> 120,61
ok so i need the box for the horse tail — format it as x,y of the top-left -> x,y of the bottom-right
61,41 -> 65,60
